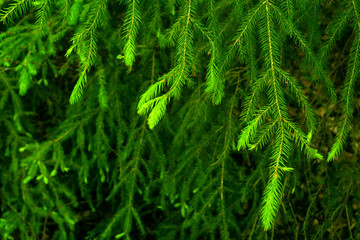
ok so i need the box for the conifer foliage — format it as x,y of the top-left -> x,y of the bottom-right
1,0 -> 360,239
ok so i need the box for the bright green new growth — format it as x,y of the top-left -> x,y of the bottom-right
234,0 -> 325,230
66,0 -> 108,104
122,0 -> 141,68
137,0 -> 196,129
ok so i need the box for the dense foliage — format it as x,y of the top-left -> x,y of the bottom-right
0,0 -> 360,239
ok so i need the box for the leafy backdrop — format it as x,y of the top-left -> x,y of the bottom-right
0,0 -> 360,239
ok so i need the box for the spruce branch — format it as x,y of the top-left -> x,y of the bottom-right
219,1 -> 265,80
319,5 -> 351,63
67,0 -> 108,104
258,2 -> 288,229
261,127 -> 292,231
123,0 -> 141,68
59,0 -> 72,20
191,14 -> 222,105
273,4 -> 337,101
138,0 -> 195,129
327,0 -> 360,161
237,0 -> 324,230
34,0 -> 51,35
202,0 -> 223,104
0,0 -> 31,23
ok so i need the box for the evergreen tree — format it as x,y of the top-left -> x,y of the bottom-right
0,0 -> 360,239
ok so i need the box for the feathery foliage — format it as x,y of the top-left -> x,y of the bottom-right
122,0 -> 141,68
325,0 -> 360,162
0,0 -> 360,239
